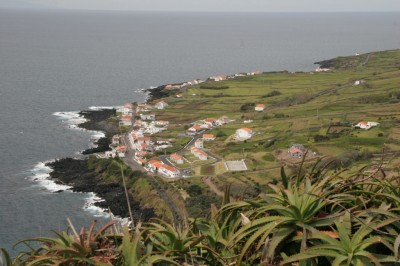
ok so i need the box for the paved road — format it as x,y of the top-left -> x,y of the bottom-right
118,106 -> 184,223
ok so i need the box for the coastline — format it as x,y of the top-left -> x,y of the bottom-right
44,108 -> 155,221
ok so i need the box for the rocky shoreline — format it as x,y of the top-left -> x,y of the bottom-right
78,109 -> 118,155
46,157 -> 154,221
46,108 -> 155,221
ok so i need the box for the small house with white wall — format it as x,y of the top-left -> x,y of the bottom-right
255,104 -> 265,111
203,134 -> 215,141
288,144 -> 306,158
191,147 -> 208,161
170,153 -> 184,165
195,139 -> 204,148
204,118 -> 217,127
155,101 -> 168,110
147,159 -> 164,173
140,113 -> 156,121
112,135 -> 120,145
187,125 -> 202,135
236,128 -> 254,140
116,146 -> 128,158
121,115 -> 132,126
355,121 -> 379,130
159,164 -> 180,178
105,150 -> 116,158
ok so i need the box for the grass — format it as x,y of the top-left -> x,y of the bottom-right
146,49 -> 400,200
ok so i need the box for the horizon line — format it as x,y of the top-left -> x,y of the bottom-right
1,7 -> 400,13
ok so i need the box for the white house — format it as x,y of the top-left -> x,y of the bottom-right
147,159 -> 164,172
117,107 -> 132,116
255,104 -> 265,112
288,144 -> 306,158
204,118 -> 217,127
116,146 -> 128,158
170,153 -> 184,165
155,120 -> 169,126
111,135 -> 120,145
209,75 -> 226,82
353,80 -> 364,86
236,128 -> 254,140
216,116 -> 230,126
140,113 -> 156,121
194,139 -> 204,148
355,121 -> 379,130
159,165 -> 180,178
120,115 -> 132,126
155,101 -> 168,109
202,134 -> 215,141
147,125 -> 166,135
105,150 -> 116,158
191,147 -> 208,161
187,125 -> 202,135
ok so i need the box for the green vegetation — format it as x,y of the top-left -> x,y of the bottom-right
153,49 -> 400,197
4,163 -> 400,265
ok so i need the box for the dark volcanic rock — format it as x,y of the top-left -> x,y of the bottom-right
78,109 -> 119,155
46,158 -> 155,222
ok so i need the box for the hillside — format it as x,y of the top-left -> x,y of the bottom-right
148,49 -> 400,209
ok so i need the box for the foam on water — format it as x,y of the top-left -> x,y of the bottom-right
53,111 -> 105,147
53,111 -> 87,129
83,192 -> 110,218
51,110 -> 119,219
30,161 -> 72,192
88,106 -> 116,111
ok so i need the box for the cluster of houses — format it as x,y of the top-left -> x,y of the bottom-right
186,116 -> 231,135
117,103 -> 134,127
209,71 -> 262,82
103,135 -> 127,159
164,79 -> 205,90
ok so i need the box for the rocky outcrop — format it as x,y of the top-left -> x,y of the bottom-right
46,158 -> 155,221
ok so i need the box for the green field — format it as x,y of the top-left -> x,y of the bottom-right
152,49 -> 400,196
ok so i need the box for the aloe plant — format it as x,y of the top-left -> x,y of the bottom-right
282,215 -> 400,265
224,166 -> 350,265
118,225 -> 179,266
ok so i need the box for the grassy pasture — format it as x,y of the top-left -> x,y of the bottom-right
151,49 -> 400,190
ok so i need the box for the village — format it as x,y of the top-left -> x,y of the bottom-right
96,72 -> 380,179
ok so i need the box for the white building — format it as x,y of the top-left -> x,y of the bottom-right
116,146 -> 128,158
236,128 -> 254,140
120,115 -> 132,126
355,121 -> 379,130
170,153 -> 184,165
191,147 -> 208,161
159,165 -> 180,178
105,150 -> 116,158
155,101 -> 168,109
255,104 -> 265,112
202,134 -> 215,141
194,139 -> 204,148
140,113 -> 156,121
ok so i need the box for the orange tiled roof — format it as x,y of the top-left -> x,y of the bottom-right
241,127 -> 253,133
170,153 -> 182,161
161,164 -> 178,172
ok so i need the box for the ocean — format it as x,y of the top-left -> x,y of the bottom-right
0,9 -> 399,253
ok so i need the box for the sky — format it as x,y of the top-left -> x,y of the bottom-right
1,0 -> 400,12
